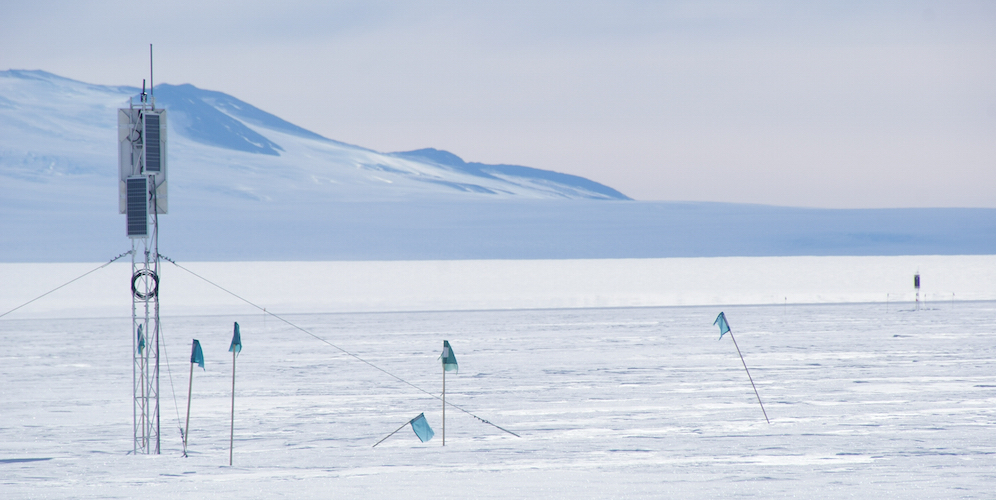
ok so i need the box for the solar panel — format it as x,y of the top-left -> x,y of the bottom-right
126,177 -> 148,238
144,113 -> 161,172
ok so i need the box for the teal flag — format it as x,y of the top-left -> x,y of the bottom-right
410,413 -> 434,443
440,340 -> 458,372
714,312 -> 731,340
137,324 -> 145,355
229,322 -> 242,354
191,339 -> 204,369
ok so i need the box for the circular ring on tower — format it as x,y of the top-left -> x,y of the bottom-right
132,269 -> 159,300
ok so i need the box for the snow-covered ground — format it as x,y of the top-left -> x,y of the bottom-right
2,256 -> 995,498
2,255 -> 994,319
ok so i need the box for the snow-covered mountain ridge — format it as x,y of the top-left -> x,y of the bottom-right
0,69 -> 628,202
1,69 -> 994,262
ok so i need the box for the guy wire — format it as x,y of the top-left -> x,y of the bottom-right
0,251 -> 133,320
160,255 -> 520,438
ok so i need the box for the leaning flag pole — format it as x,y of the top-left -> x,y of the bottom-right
439,340 -> 458,446
373,420 -> 411,448
714,312 -> 769,424
373,413 -> 435,447
229,322 -> 242,466
183,339 -> 205,457
442,364 -> 445,446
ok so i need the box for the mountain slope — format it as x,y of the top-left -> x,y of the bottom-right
0,70 -> 629,203
1,69 -> 994,262
393,148 -> 629,200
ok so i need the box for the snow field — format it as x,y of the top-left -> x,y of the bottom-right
2,255 -> 994,319
1,286 -> 995,497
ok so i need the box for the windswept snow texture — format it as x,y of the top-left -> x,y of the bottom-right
151,84 -> 285,156
0,258 -> 994,498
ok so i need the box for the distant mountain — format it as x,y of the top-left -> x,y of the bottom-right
1,69 -> 994,262
0,69 -> 629,202
392,148 -> 629,200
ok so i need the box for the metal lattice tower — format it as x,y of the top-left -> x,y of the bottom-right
119,70 -> 168,454
131,223 -> 161,454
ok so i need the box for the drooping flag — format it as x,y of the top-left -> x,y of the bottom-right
410,413 -> 435,443
714,312 -> 731,340
191,339 -> 204,369
440,340 -> 458,372
184,338 -> 205,457
228,322 -> 241,466
137,324 -> 145,355
229,322 -> 242,354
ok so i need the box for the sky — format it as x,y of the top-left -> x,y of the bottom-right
1,1 -> 994,208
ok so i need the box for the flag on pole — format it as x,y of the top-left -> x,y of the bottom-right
229,322 -> 242,354
229,322 -> 241,466
714,312 -> 731,340
410,413 -> 435,443
137,324 -> 145,355
373,413 -> 437,447
184,338 -> 203,457
191,339 -> 204,369
710,312 -> 770,423
440,340 -> 458,372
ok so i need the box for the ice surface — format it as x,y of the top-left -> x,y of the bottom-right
1,257 -> 995,498
2,255 -> 994,319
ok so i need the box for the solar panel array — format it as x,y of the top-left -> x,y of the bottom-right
144,113 -> 161,172
126,177 -> 148,238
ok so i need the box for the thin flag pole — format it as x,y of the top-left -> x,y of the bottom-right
228,322 -> 241,466
229,347 -> 236,466
728,329 -> 769,424
373,420 -> 411,448
439,340 -> 458,445
184,339 -> 203,457
161,259 -> 518,438
183,358 -> 194,457
442,366 -> 446,446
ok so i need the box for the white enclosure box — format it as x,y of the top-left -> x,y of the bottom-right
118,108 -> 167,214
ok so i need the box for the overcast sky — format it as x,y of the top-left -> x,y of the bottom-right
2,1 -> 994,208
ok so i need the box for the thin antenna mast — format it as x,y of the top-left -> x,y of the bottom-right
149,44 -> 154,106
